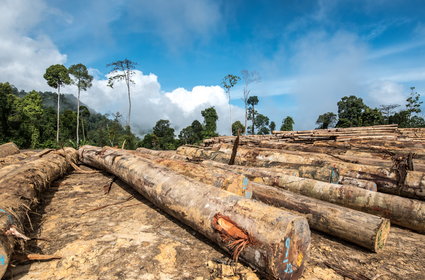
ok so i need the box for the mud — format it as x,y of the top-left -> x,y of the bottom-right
3,166 -> 425,280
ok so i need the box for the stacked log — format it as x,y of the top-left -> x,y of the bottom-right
0,143 -> 19,158
176,145 -> 425,200
79,146 -> 311,280
200,160 -> 425,234
136,153 -> 390,252
0,148 -> 78,278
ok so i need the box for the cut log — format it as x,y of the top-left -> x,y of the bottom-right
79,146 -> 311,280
139,155 -> 390,252
0,143 -> 19,158
177,145 -> 425,200
176,146 -> 377,191
0,148 -> 78,279
201,160 -> 425,234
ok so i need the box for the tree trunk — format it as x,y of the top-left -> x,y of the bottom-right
76,87 -> 80,147
56,86 -> 61,143
0,142 -> 19,158
79,146 -> 311,280
251,104 -> 255,135
138,155 -> 390,252
0,148 -> 78,278
200,160 -> 425,234
126,74 -> 131,128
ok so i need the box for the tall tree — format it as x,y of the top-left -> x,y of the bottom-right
406,87 -> 423,115
255,113 -> 270,135
379,104 -> 400,124
107,59 -> 137,128
241,70 -> 260,135
43,64 -> 71,143
247,95 -> 259,134
316,112 -> 337,129
222,74 -> 240,135
336,95 -> 367,128
179,120 -> 203,144
68,63 -> 93,147
201,107 -> 219,139
231,121 -> 245,136
269,121 -> 276,133
281,116 -> 294,131
0,83 -> 17,141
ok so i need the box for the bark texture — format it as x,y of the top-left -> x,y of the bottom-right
140,155 -> 390,252
0,143 -> 19,158
0,148 -> 78,278
79,146 -> 311,280
201,160 -> 425,233
177,145 -> 425,200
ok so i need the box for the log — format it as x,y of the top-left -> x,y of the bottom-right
176,146 -> 377,191
201,160 -> 425,234
0,143 -> 19,158
0,148 -> 78,278
177,145 -> 425,200
79,146 -> 311,280
140,155 -> 390,252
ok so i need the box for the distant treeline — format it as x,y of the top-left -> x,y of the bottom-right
0,81 -> 423,150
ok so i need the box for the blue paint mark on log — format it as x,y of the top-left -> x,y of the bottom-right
0,255 -> 5,265
245,191 -> 252,199
242,177 -> 249,186
285,237 -> 291,259
284,263 -> 293,274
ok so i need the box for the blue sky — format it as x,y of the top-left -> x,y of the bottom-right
1,0 -> 425,133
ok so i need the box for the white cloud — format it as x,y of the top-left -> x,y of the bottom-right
0,0 -> 66,91
77,70 -> 244,136
365,80 -> 406,106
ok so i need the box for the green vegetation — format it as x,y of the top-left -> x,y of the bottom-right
1,62 -> 423,151
316,88 -> 424,129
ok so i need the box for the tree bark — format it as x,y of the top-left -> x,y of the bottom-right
139,155 -> 390,252
0,148 -> 78,278
176,146 -> 377,191
79,146 -> 311,280
56,86 -> 61,143
200,160 -> 425,234
76,87 -> 80,146
177,145 -> 425,200
0,142 -> 19,158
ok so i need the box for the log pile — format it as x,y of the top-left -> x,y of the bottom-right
79,146 -> 311,280
0,143 -> 20,158
0,148 -> 78,278
1,123 -> 425,279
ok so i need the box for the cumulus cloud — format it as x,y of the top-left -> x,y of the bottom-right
76,70 -> 244,136
0,0 -> 66,91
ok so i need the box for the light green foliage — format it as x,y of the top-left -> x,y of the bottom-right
280,116 -> 294,131
231,121 -> 245,136
316,112 -> 337,129
201,107 -> 219,139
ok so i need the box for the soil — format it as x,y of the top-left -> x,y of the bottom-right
3,165 -> 425,280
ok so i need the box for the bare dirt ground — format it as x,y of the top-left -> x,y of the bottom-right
4,167 -> 425,280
